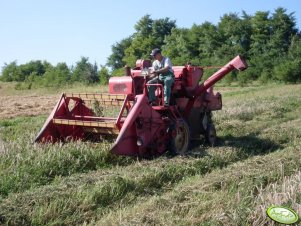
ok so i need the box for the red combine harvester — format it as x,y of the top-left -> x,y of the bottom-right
35,55 -> 247,158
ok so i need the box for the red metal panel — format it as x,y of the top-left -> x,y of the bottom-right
34,95 -> 95,142
110,94 -> 168,158
186,66 -> 203,89
184,55 -> 248,117
204,88 -> 222,111
34,94 -> 65,142
173,66 -> 186,79
135,59 -> 152,69
109,76 -> 133,94
111,94 -> 147,156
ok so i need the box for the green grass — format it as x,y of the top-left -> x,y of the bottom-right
0,84 -> 300,225
0,116 -> 133,197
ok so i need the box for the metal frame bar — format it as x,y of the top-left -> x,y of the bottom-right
115,95 -> 129,130
64,93 -> 126,100
52,119 -> 116,128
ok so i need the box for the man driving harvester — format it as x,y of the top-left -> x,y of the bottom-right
147,48 -> 175,106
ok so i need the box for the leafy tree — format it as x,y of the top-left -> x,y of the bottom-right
287,35 -> 301,59
152,17 -> 176,46
273,36 -> 301,83
218,13 -> 252,57
134,14 -> 153,37
72,57 -> 98,83
273,59 -> 301,83
250,11 -> 271,55
241,11 -> 273,81
56,62 -> 71,82
43,62 -> 71,86
107,37 -> 132,70
162,28 -> 191,65
193,22 -> 223,64
109,15 -> 176,67
1,60 -> 47,82
269,7 -> 297,56
1,61 -> 19,82
42,61 -> 54,72
123,36 -> 156,67
98,65 -> 110,85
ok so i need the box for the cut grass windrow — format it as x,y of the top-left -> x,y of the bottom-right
1,142 -> 300,226
0,138 -> 134,197
250,170 -> 301,226
1,140 -> 299,225
96,143 -> 301,226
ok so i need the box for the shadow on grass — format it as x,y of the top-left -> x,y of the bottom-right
218,133 -> 283,156
185,133 -> 283,158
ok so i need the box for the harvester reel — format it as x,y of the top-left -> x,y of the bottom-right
171,120 -> 190,155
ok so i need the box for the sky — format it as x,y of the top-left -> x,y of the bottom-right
0,0 -> 300,67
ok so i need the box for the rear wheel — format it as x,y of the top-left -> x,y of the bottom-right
205,123 -> 217,146
170,120 -> 190,155
201,112 -> 217,146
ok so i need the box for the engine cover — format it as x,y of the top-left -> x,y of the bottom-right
109,76 -> 133,95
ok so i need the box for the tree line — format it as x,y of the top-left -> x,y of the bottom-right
0,57 -> 110,88
1,7 -> 301,87
108,8 -> 301,84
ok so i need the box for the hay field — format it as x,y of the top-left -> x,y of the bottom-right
0,83 -> 300,225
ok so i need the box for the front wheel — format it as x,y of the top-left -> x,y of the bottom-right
170,120 -> 190,155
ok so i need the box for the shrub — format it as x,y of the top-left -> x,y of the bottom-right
274,60 -> 301,83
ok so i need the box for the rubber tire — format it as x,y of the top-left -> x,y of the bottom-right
170,120 -> 190,155
205,123 -> 217,147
